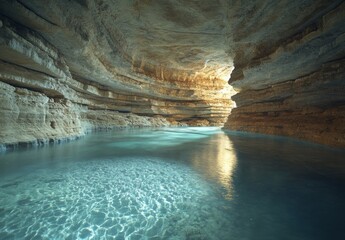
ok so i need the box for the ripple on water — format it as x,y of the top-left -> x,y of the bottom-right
0,157 -> 232,239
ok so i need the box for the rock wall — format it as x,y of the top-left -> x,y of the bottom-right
225,59 -> 345,147
0,0 -> 344,148
224,1 -> 345,148
0,0 -> 235,148
0,13 -> 174,150
0,80 -> 172,150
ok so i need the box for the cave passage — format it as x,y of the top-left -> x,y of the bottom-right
0,1 -> 345,239
0,0 -> 345,148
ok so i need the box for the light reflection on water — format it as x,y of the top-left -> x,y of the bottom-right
190,133 -> 237,200
0,127 -> 345,239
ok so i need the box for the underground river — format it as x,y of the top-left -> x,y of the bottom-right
0,127 -> 345,239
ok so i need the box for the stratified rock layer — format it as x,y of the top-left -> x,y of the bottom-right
0,0 -> 234,148
0,0 -> 345,148
0,79 -> 172,149
225,59 -> 345,147
224,1 -> 345,148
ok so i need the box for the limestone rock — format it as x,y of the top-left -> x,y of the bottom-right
0,0 -> 233,123
0,0 -> 344,147
224,1 -> 345,148
0,81 -> 176,150
225,59 -> 345,147
0,1 -> 233,148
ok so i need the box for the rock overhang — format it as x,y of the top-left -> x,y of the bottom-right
0,0 -> 344,147
0,0 -> 235,124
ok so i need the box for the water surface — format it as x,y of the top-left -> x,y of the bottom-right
0,127 -> 345,239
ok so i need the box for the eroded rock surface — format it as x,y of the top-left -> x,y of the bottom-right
0,0 -> 344,147
0,0 -> 234,148
224,0 -> 345,147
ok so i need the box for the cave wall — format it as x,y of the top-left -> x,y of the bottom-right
0,14 -> 173,149
224,0 -> 345,148
0,0 -> 344,148
225,59 -> 345,147
0,0 -> 234,148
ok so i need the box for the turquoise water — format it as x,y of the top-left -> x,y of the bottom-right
0,127 -> 345,240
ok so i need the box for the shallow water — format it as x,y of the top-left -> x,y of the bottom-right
0,127 -> 345,240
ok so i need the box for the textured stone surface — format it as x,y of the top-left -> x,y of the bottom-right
0,81 -> 172,149
0,0 -> 345,147
0,1 -> 234,147
0,0 -> 234,123
225,59 -> 345,147
224,0 -> 345,147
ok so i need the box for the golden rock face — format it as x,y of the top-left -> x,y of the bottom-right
0,0 -> 345,147
0,0 -> 235,128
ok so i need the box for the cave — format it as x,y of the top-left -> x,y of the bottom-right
0,1 -> 345,239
